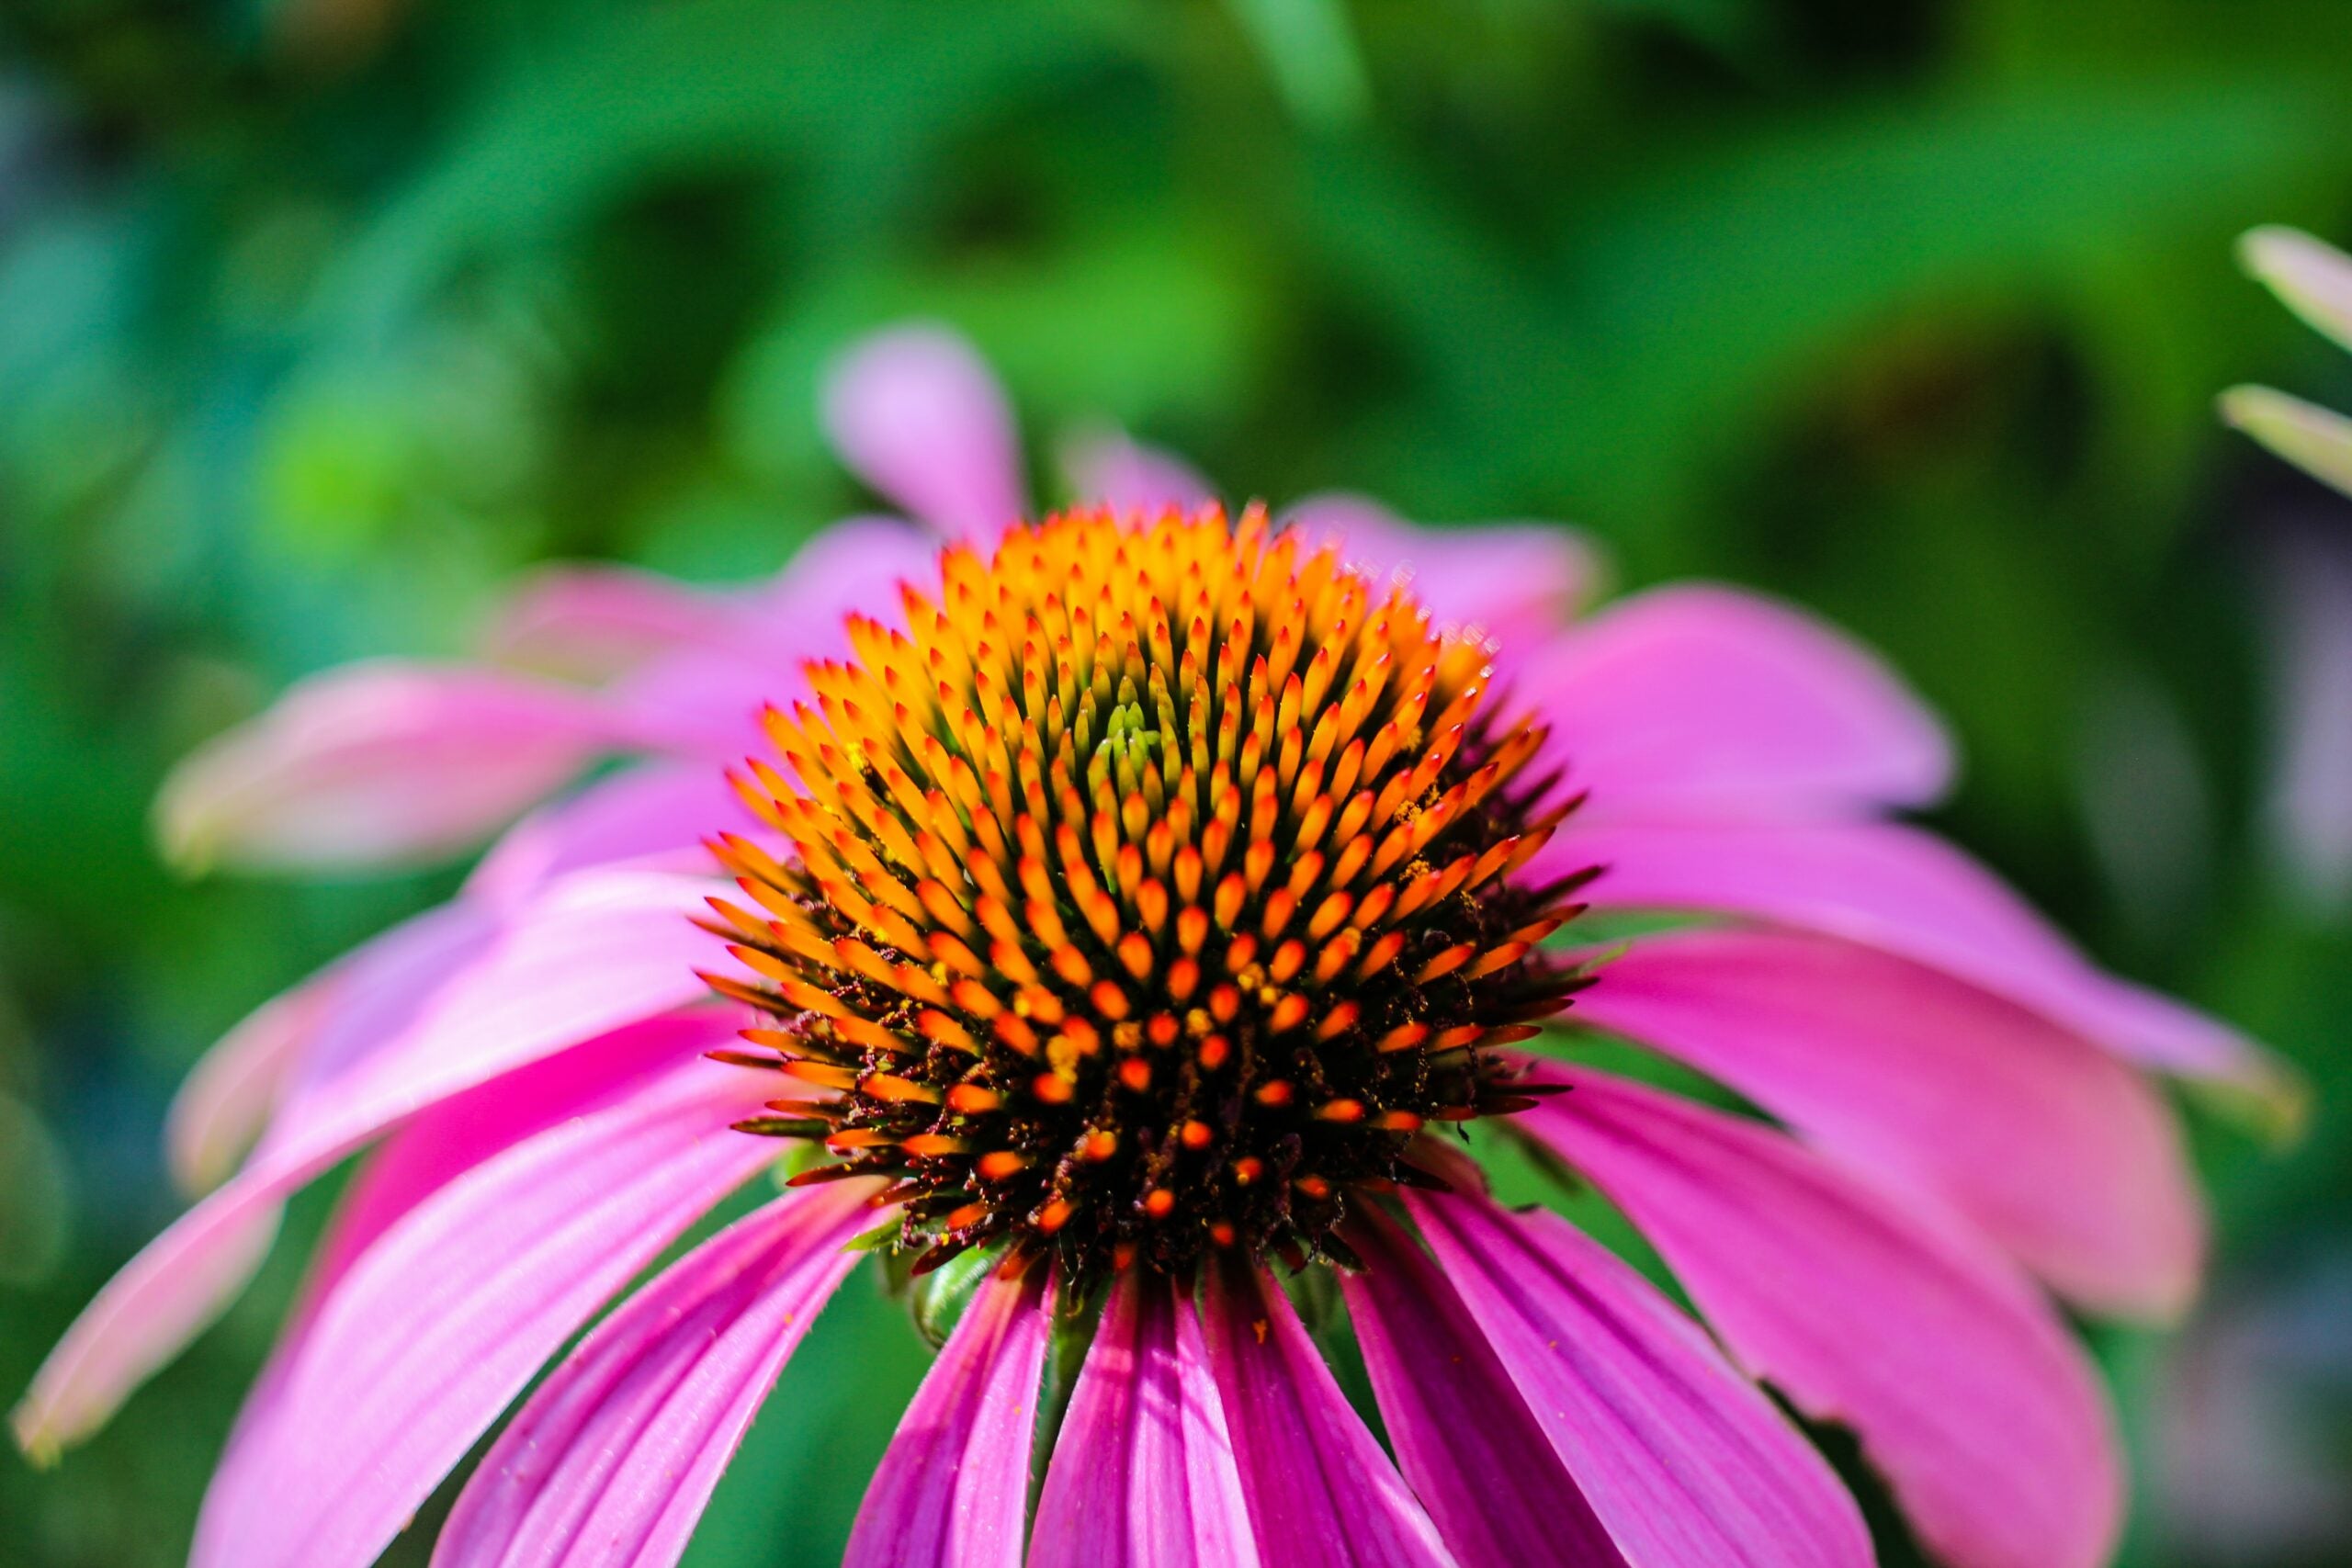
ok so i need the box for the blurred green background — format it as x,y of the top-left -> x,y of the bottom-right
5,0 -> 2352,1563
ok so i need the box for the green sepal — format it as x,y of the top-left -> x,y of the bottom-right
909,1241 -> 1007,1348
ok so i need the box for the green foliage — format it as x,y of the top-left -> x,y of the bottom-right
5,0 -> 2352,1563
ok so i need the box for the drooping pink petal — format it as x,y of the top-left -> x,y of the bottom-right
2242,225 -> 2352,352
188,1060 -> 777,1568
433,1181 -> 877,1568
1030,1271 -> 1261,1568
9,895 -> 493,1456
200,1011 -> 741,1548
462,761 -> 748,910
298,1011 -> 740,1326
13,874 -> 719,1459
1405,1180 -> 1872,1568
478,519 -> 945,769
153,663 -> 630,873
9,1185 -> 281,1463
257,868 -> 717,1168
1525,584 -> 1951,818
847,1265 -> 1052,1568
1340,1212 -> 1626,1568
1518,1070 -> 2124,1568
1283,493 -> 1598,655
821,324 -> 1027,540
1552,817 -> 2289,1100
481,563 -> 746,682
1563,929 -> 2204,1318
1198,1259 -> 1457,1567
164,964 -> 342,1195
745,513 -> 946,649
253,896 -> 501,1105
1060,427 -> 1218,513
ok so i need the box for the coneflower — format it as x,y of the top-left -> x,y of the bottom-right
15,325 -> 2287,1568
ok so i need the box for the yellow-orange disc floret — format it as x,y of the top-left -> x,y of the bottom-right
701,503 -> 1593,1280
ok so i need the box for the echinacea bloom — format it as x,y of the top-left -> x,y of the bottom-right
17,326 -> 2290,1568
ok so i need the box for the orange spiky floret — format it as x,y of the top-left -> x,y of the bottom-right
714,504 -> 1589,1280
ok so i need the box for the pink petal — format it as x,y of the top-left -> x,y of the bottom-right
481,563 -> 745,682
1525,583 -> 1952,818
203,1012 -> 740,1540
9,1184 -> 282,1464
8,896 -> 492,1456
1518,1071 -> 2124,1568
300,1012 -> 738,1328
258,868 -> 717,1169
821,323 -> 1027,540
744,513 -> 947,652
1340,1212 -> 1626,1567
164,965 -> 341,1195
1059,427 -> 1218,513
1564,929 -> 2203,1319
1282,493 -> 1598,655
847,1265 -> 1052,1568
433,1182 -> 877,1568
1405,1181 -> 1872,1568
1030,1271 -> 1261,1568
1554,818 -> 2288,1098
462,761 -> 746,910
189,1060 -> 777,1568
1198,1260 -> 1457,1567
154,663 -> 628,873
13,874 -> 718,1458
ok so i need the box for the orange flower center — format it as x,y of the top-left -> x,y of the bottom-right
705,504 -> 1587,1280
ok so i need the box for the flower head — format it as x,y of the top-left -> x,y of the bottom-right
16,323 -> 2289,1568
711,505 -> 1582,1281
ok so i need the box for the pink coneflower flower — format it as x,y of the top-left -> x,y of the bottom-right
17,326 -> 2290,1568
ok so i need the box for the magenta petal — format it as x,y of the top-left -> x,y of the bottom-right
1282,493 -> 1597,654
1557,817 -> 2283,1094
1566,930 -> 2203,1318
1340,1212 -> 1626,1567
298,1012 -> 736,1330
201,1011 -> 736,1538
745,514 -> 947,649
847,1266 -> 1052,1568
821,324 -> 1027,539
433,1182 -> 876,1568
1060,428 -> 1218,513
1525,583 -> 1951,818
258,868 -> 716,1169
188,1060 -> 776,1568
1520,1071 -> 2124,1568
14,874 -> 723,1457
153,662 -> 627,873
481,563 -> 744,682
9,1183 -> 281,1462
1199,1260 -> 1457,1567
462,762 -> 748,909
1030,1271 -> 1260,1568
163,966 -> 340,1195
1405,1183 -> 1871,1568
